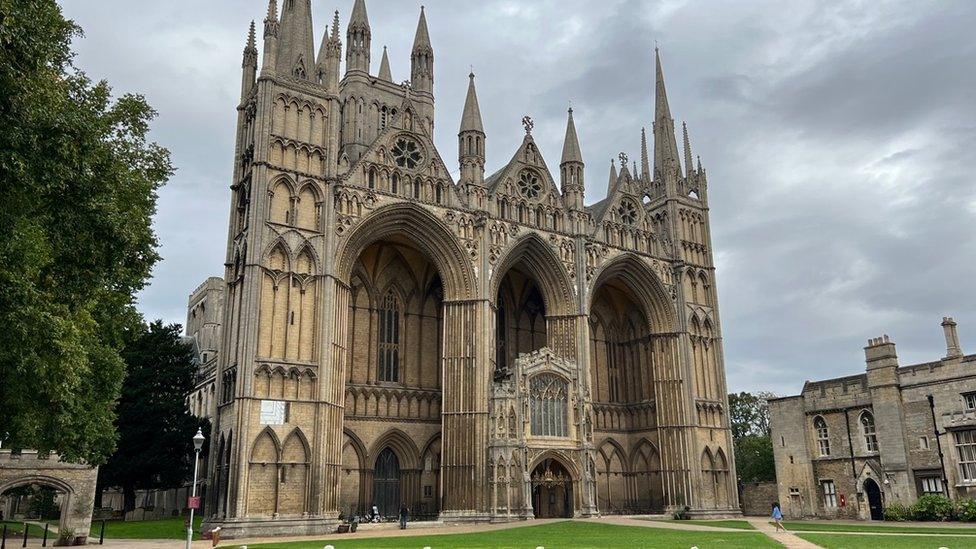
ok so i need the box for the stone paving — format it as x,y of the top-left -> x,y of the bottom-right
745,517 -> 823,549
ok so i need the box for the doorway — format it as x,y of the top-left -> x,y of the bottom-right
864,478 -> 883,520
531,458 -> 573,518
373,448 -> 400,518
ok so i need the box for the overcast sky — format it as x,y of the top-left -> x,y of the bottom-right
60,0 -> 976,395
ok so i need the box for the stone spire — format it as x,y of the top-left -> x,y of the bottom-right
241,21 -> 258,99
653,48 -> 681,190
608,158 -> 618,188
682,121 -> 694,178
559,108 -> 585,211
275,0 -> 315,80
411,6 -> 434,94
346,0 -> 371,74
379,46 -> 393,81
261,0 -> 280,73
459,72 -> 486,208
315,10 -> 342,90
640,127 -> 650,182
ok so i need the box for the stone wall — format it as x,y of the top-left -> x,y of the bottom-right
740,482 -> 777,516
0,450 -> 97,545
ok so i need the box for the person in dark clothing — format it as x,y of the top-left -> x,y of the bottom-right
398,503 -> 409,529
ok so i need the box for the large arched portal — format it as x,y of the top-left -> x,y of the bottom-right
531,458 -> 574,518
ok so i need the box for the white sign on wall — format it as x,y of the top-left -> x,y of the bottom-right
259,400 -> 286,425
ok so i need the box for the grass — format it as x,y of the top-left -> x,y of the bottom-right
88,516 -> 203,540
648,519 -> 755,530
796,533 -> 976,549
247,520 -> 779,549
782,520 -> 976,535
1,520 -> 51,538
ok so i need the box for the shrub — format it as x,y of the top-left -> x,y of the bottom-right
883,502 -> 910,522
909,494 -> 955,521
958,499 -> 976,522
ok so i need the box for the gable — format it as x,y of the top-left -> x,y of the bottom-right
488,136 -> 565,211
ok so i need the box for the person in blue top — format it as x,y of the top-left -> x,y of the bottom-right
771,502 -> 785,532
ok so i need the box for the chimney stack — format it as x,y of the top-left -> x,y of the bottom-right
942,317 -> 963,358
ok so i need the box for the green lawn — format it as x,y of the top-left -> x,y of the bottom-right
89,516 -> 203,540
647,518 -> 755,530
1,520 -> 51,538
797,533 -> 976,549
783,520 -> 976,535
248,520 -> 778,549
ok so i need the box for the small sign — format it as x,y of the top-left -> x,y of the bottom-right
188,496 -> 200,510
260,400 -> 286,425
839,494 -> 846,507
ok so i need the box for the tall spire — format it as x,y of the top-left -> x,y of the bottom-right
261,0 -> 280,72
316,9 -> 342,89
459,72 -> 486,207
379,46 -> 392,81
411,6 -> 434,94
241,21 -> 258,99
275,0 -> 315,79
459,72 -> 484,133
640,127 -> 650,182
608,158 -> 618,188
560,108 -> 583,164
560,108 -> 585,212
653,48 -> 681,185
682,122 -> 694,178
346,0 -> 371,74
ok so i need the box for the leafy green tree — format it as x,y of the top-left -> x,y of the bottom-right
728,391 -> 777,483
0,0 -> 172,464
97,321 -> 204,512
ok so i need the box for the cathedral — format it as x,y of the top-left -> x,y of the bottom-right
204,0 -> 738,537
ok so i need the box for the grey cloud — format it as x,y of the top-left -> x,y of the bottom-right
60,0 -> 976,395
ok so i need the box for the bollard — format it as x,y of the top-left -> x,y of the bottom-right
42,523 -> 49,547
2,523 -> 6,549
21,523 -> 27,548
100,520 -> 107,545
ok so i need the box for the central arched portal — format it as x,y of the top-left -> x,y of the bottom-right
531,458 -> 574,518
373,448 -> 401,518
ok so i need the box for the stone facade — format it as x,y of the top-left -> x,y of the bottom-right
770,318 -> 976,520
187,277 -> 224,421
0,450 -> 98,545
204,0 -> 738,537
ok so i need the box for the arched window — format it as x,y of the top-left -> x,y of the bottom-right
414,177 -> 421,199
391,173 -> 399,194
607,332 -> 620,402
530,374 -> 568,437
378,291 -> 400,382
368,169 -> 376,189
435,183 -> 443,204
814,416 -> 830,456
861,411 -> 879,452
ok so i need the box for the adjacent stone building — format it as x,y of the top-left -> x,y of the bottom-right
770,318 -> 976,520
187,277 -> 225,421
204,0 -> 739,537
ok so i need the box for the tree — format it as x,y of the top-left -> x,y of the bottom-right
728,391 -> 778,483
0,0 -> 172,464
98,321 -> 204,512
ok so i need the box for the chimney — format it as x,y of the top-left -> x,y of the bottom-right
942,317 -> 963,358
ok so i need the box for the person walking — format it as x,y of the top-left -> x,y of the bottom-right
771,502 -> 786,532
398,503 -> 409,530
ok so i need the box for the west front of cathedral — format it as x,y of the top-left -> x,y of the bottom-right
205,0 -> 737,536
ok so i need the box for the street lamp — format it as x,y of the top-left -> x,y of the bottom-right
187,428 -> 205,549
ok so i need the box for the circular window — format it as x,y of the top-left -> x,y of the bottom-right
618,200 -> 639,225
518,170 -> 542,200
391,137 -> 423,169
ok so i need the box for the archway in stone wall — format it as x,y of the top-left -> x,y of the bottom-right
529,456 -> 575,519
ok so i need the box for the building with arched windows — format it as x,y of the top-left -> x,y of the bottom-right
204,0 -> 738,537
770,318 -> 976,520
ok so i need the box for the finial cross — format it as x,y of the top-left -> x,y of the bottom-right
522,115 -> 534,135
618,152 -> 628,166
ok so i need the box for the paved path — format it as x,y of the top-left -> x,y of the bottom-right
746,517 -> 824,549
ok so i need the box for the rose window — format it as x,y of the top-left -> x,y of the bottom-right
518,170 -> 542,200
618,200 -> 638,225
392,138 -> 422,169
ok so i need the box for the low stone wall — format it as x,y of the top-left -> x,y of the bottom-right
0,450 -> 98,545
740,481 -> 778,516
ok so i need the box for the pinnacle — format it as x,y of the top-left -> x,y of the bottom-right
412,5 -> 431,52
379,46 -> 393,81
459,72 -> 484,133
560,107 -> 583,165
350,0 -> 369,28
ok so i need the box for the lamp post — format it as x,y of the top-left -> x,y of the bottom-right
187,428 -> 205,549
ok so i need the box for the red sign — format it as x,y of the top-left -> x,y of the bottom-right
839,494 -> 846,507
188,496 -> 201,509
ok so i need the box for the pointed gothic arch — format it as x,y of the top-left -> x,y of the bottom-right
490,233 -> 575,316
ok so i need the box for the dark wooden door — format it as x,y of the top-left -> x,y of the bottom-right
373,448 -> 400,518
864,479 -> 883,520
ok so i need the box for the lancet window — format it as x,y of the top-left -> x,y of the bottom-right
530,374 -> 569,437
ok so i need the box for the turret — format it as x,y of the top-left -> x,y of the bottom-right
653,48 -> 681,196
275,0 -> 315,79
411,7 -> 434,95
241,21 -> 258,99
559,108 -> 584,211
458,72 -> 486,208
261,0 -> 280,73
316,10 -> 341,90
943,317 -> 964,359
346,0 -> 370,75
